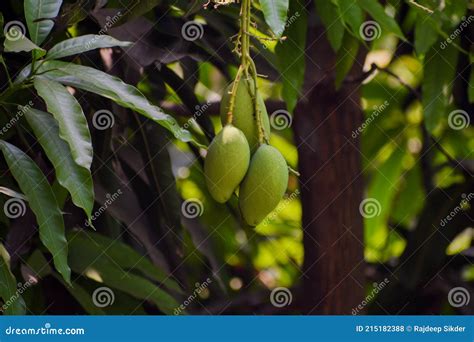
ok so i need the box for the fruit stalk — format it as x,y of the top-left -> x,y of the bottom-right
226,64 -> 244,125
226,0 -> 251,125
249,58 -> 267,145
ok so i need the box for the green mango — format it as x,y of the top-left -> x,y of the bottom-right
220,77 -> 271,152
204,125 -> 250,203
239,144 -> 288,226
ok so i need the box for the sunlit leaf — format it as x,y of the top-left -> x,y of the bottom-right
3,32 -> 45,54
358,0 -> 406,40
446,228 -> 473,255
259,0 -> 289,38
24,0 -> 63,45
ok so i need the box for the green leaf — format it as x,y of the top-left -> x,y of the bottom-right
314,0 -> 345,51
358,0 -> 406,40
27,249 -> 105,314
0,186 -> 27,200
0,243 -> 25,315
71,230 -> 182,293
46,35 -> 132,60
390,165 -> 425,226
422,41 -> 459,132
26,249 -> 52,278
3,31 -> 45,54
259,0 -> 289,38
275,1 -> 307,113
335,32 -> 360,89
34,78 -> 93,170
414,15 -> 438,55
24,108 -> 94,220
23,60 -> 191,142
68,230 -> 182,314
336,0 -> 364,36
446,228 -> 472,256
24,0 -> 63,45
0,141 -> 71,283
365,147 -> 406,257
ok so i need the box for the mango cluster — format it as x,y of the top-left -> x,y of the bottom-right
204,77 -> 288,226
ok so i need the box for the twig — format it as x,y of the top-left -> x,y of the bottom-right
430,136 -> 472,178
407,0 -> 434,14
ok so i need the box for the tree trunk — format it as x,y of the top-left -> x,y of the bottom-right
295,24 -> 366,314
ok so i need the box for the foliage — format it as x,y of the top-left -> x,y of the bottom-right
0,0 -> 472,315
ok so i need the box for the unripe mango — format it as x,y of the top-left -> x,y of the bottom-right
239,145 -> 288,226
220,78 -> 270,152
204,125 -> 250,203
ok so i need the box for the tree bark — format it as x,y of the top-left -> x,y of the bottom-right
295,24 -> 366,314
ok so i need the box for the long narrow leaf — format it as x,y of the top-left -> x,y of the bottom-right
24,108 -> 94,220
358,0 -> 406,40
0,244 -> 25,315
0,141 -> 71,283
24,0 -> 63,45
259,0 -> 289,37
68,231 -> 181,314
46,35 -> 132,60
25,60 -> 191,142
275,0 -> 307,112
34,78 -> 93,170
71,230 -> 182,293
